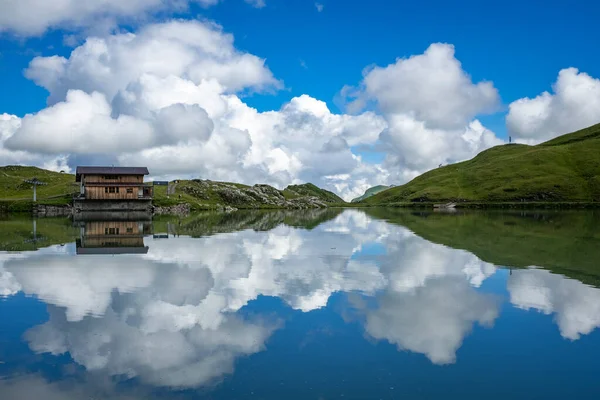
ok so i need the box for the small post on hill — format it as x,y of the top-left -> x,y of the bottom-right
24,178 -> 48,202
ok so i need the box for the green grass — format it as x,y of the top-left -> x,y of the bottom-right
364,122 -> 600,205
281,189 -> 302,200
0,166 -> 77,210
285,183 -> 345,203
365,208 -> 600,286
153,180 -> 285,210
152,183 -> 213,210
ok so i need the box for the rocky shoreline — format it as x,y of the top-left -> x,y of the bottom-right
29,200 -> 327,218
151,203 -> 192,216
33,204 -> 74,217
32,203 -> 193,217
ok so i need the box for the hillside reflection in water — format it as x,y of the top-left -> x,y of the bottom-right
0,209 -> 599,399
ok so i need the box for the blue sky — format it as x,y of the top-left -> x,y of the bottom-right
1,0 -> 600,198
3,0 -> 599,124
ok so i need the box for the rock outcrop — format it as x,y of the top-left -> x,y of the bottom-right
152,203 -> 191,216
178,180 -> 331,209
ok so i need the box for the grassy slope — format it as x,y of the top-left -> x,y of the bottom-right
364,123 -> 600,205
153,180 -> 281,209
365,208 -> 600,286
351,185 -> 391,203
0,166 -> 77,209
153,182 -> 213,209
285,183 -> 345,203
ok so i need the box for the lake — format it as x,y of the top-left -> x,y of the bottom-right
1,208 -> 600,399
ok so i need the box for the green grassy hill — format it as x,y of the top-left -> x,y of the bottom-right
364,123 -> 600,205
0,166 -> 77,210
284,183 -> 345,203
351,185 -> 391,203
153,180 -> 345,210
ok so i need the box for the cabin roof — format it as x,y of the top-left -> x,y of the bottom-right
75,166 -> 149,182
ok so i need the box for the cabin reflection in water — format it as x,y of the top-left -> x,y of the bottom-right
76,220 -> 152,255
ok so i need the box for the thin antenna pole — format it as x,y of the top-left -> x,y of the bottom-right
24,178 -> 47,203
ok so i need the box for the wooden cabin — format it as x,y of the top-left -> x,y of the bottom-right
75,166 -> 153,200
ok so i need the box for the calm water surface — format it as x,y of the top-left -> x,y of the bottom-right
1,208 -> 600,399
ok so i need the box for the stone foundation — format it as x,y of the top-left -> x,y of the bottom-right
72,210 -> 153,222
73,199 -> 153,212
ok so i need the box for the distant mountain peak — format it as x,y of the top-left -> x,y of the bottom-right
351,185 -> 391,203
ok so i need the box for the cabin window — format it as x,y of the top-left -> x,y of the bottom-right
104,175 -> 118,180
126,227 -> 133,233
105,187 -> 108,193
104,228 -> 119,234
126,188 -> 133,194
108,187 -> 119,193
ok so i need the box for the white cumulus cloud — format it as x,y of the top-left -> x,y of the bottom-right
6,91 -> 156,154
24,20 -> 281,103
0,26 -> 513,199
0,113 -> 71,171
2,20 -> 387,200
348,43 -> 499,129
0,0 -> 220,36
341,43 -> 503,184
506,68 -> 600,144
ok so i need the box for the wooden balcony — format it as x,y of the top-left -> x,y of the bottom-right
82,182 -> 154,187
